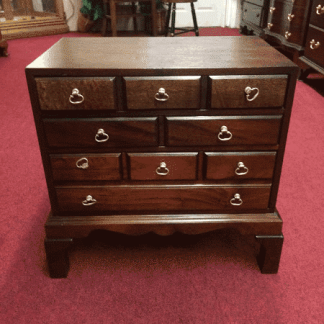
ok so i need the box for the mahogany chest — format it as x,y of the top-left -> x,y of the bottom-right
26,37 -> 298,278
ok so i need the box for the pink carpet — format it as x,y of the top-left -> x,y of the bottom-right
0,29 -> 323,323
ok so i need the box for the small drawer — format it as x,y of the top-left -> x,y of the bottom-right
209,75 -> 287,108
309,1 -> 324,29
304,26 -> 324,67
242,2 -> 263,26
124,76 -> 201,109
205,152 -> 276,180
35,77 -> 116,110
44,117 -> 158,148
166,116 -> 282,146
50,153 -> 121,181
55,184 -> 271,213
128,153 -> 198,180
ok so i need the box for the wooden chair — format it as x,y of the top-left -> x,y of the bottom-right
161,0 -> 199,36
102,0 -> 158,37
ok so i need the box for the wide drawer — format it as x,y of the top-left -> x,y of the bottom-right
50,153 -> 121,181
127,153 -> 198,180
304,26 -> 324,67
44,117 -> 158,148
35,77 -> 116,110
124,76 -> 201,109
55,185 -> 271,212
205,152 -> 276,180
166,116 -> 282,146
209,75 -> 287,108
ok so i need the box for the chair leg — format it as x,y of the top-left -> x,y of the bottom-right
164,3 -> 171,36
170,3 -> 176,37
191,2 -> 199,36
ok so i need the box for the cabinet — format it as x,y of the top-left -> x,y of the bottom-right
264,0 -> 313,62
240,0 -> 270,36
26,37 -> 298,278
299,1 -> 324,76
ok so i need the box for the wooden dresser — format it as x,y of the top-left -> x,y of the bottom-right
26,37 -> 298,278
299,0 -> 324,76
264,0 -> 313,62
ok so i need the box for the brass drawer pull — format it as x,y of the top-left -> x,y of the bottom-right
285,31 -> 292,39
156,162 -> 170,176
95,129 -> 109,142
230,193 -> 243,206
267,23 -> 273,30
155,88 -> 169,102
69,88 -> 84,105
269,7 -> 276,14
287,13 -> 294,21
245,86 -> 259,101
76,157 -> 89,169
235,162 -> 249,176
310,39 -> 320,49
316,4 -> 324,15
82,195 -> 97,206
218,126 -> 232,141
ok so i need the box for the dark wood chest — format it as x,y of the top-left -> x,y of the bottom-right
26,37 -> 298,278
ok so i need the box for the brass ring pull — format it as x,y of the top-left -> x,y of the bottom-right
218,126 -> 232,141
269,7 -> 276,14
95,129 -> 109,143
156,162 -> 170,176
245,86 -> 259,101
267,23 -> 273,30
285,31 -> 291,39
155,88 -> 169,102
230,193 -> 243,206
235,162 -> 249,176
76,157 -> 89,169
310,39 -> 320,50
69,88 -> 84,105
82,195 -> 97,206
287,13 -> 294,21
316,4 -> 324,15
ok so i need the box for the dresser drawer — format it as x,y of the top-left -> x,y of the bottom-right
124,76 -> 201,109
242,2 -> 263,26
304,26 -> 324,67
309,1 -> 324,29
50,154 -> 121,181
209,75 -> 287,108
44,118 -> 158,148
55,184 -> 271,212
35,77 -> 116,110
166,116 -> 282,146
127,153 -> 198,180
205,152 -> 276,180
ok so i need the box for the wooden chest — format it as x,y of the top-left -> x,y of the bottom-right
26,37 -> 298,278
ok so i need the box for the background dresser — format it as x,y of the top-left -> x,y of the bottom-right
299,0 -> 324,77
263,0 -> 313,62
26,37 -> 298,278
240,0 -> 270,36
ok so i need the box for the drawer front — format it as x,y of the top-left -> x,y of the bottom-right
304,26 -> 324,67
209,75 -> 287,108
309,1 -> 324,29
36,77 -> 116,110
166,116 -> 282,146
243,2 -> 263,26
50,154 -> 121,181
205,152 -> 276,180
124,76 -> 201,109
44,118 -> 158,148
247,0 -> 265,7
128,153 -> 198,180
55,185 -> 271,212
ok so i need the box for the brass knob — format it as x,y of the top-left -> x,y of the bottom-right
76,157 -> 89,169
82,195 -> 97,206
267,23 -> 273,30
156,162 -> 170,176
269,7 -> 276,14
155,88 -> 169,102
310,39 -> 320,50
285,31 -> 292,39
230,193 -> 243,206
235,162 -> 249,176
287,13 -> 295,21
245,86 -> 259,102
316,4 -> 324,15
95,129 -> 109,143
218,126 -> 233,141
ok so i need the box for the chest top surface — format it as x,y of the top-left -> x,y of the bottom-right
26,36 -> 297,74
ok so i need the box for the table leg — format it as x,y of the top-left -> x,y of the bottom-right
255,234 -> 284,274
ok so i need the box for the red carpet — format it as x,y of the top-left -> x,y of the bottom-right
1,29 -> 323,323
